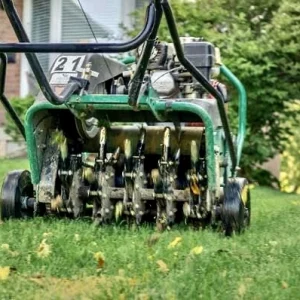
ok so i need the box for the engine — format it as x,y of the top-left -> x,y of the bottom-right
134,37 -> 223,100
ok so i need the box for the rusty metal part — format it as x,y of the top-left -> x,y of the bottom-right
68,168 -> 85,218
107,125 -> 203,155
132,129 -> 146,224
37,135 -> 60,203
93,127 -> 116,224
79,187 -> 191,202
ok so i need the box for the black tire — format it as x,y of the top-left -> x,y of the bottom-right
222,178 -> 250,236
0,170 -> 34,220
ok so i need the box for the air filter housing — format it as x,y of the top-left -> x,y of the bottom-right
183,41 -> 216,80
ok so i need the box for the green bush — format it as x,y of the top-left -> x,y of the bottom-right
4,95 -> 35,141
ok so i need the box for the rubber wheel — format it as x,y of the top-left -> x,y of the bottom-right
0,170 -> 34,220
222,178 -> 250,236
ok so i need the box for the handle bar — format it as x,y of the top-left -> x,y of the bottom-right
0,0 -> 156,105
0,0 -> 156,53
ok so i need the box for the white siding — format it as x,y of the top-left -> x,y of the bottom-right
31,0 -> 50,72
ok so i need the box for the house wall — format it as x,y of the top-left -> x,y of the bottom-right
0,1 -> 23,97
0,0 -> 23,125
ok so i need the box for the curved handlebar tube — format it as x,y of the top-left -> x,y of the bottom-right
0,0 -> 156,105
220,65 -> 247,167
128,0 -> 163,107
0,0 -> 156,53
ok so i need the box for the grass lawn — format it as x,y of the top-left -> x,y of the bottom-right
0,159 -> 300,299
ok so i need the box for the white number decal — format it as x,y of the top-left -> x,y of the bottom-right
51,56 -> 85,73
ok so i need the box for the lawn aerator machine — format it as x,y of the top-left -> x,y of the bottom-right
0,0 -> 250,236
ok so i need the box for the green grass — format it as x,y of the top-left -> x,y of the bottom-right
0,158 -> 29,183
1,160 -> 300,299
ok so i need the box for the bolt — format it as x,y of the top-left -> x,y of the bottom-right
105,208 -> 110,214
135,204 -> 139,209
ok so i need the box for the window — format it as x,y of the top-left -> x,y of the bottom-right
31,0 -> 51,72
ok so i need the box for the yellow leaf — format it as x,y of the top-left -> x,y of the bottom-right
190,246 -> 203,255
282,281 -> 289,289
74,234 -> 80,242
1,244 -> 19,257
42,232 -> 53,238
1,244 -> 10,250
0,267 -> 10,280
94,252 -> 105,269
37,239 -> 51,258
156,260 -> 169,273
238,283 -> 247,297
119,294 -> 126,300
168,237 -> 182,249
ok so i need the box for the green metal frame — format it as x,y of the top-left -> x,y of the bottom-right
220,65 -> 247,167
25,94 -> 217,191
25,64 -> 247,194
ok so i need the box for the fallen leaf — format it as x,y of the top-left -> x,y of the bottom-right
282,281 -> 288,289
1,244 -> 19,257
74,234 -> 80,242
156,260 -> 169,273
94,252 -> 105,269
119,294 -> 126,300
221,270 -> 227,278
269,240 -> 278,246
190,246 -> 203,256
0,267 -> 10,280
137,294 -> 149,300
238,283 -> 247,297
37,239 -> 51,258
291,201 -> 300,206
128,278 -> 137,287
168,237 -> 182,249
43,232 -> 53,238
1,244 -> 10,250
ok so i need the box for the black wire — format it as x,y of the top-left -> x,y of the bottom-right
77,0 -> 114,80
77,0 -> 98,43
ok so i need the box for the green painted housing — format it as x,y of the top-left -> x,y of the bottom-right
24,65 -> 247,195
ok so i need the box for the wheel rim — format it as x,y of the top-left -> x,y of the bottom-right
1,170 -> 34,220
